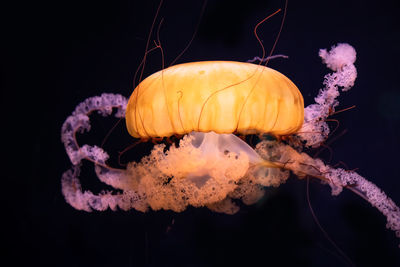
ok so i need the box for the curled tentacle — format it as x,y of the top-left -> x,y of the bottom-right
60,94 -> 148,212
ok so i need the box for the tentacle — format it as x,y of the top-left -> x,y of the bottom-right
60,94 -> 148,211
95,165 -> 136,191
325,168 -> 400,239
255,140 -> 400,243
61,93 -> 127,165
298,43 -> 357,147
61,165 -> 147,212
246,54 -> 288,63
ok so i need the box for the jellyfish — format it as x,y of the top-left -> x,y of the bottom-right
61,43 -> 400,243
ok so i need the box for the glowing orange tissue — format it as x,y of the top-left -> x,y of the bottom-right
125,61 -> 304,138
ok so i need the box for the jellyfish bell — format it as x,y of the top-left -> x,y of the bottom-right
125,61 -> 304,138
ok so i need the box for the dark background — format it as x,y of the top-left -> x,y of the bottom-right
3,0 -> 400,266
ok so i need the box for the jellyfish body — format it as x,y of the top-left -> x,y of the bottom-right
126,61 -> 304,138
61,43 -> 400,242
